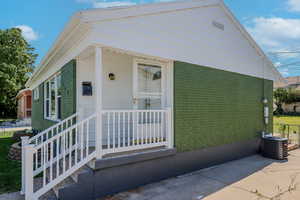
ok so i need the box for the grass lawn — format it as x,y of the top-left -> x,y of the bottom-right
0,118 -> 16,123
0,131 -> 15,139
273,116 -> 300,125
273,116 -> 300,137
0,133 -> 21,194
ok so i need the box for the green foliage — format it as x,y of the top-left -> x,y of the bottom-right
0,28 -> 37,117
274,88 -> 300,115
0,136 -> 21,193
285,89 -> 300,104
274,88 -> 288,115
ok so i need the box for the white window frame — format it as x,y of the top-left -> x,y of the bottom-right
44,73 -> 61,121
133,58 -> 166,109
33,87 -> 39,100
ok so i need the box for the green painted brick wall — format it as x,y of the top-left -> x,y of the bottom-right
61,59 -> 76,119
31,60 -> 76,132
31,83 -> 56,131
174,61 -> 273,152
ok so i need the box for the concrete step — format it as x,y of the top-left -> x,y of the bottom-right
53,177 -> 76,197
70,165 -> 93,183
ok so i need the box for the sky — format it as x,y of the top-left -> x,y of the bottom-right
1,0 -> 300,77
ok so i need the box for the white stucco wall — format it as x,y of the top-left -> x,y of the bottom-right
90,5 -> 275,81
102,50 -> 134,109
76,54 -> 96,119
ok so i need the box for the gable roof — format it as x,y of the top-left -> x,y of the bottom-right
26,0 -> 282,87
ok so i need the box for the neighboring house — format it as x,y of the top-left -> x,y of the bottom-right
16,88 -> 32,120
22,0 -> 281,199
274,76 -> 300,112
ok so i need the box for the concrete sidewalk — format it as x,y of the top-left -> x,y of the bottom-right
103,150 -> 300,200
2,150 -> 300,200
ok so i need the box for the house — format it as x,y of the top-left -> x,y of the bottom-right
274,76 -> 300,113
22,0 -> 281,199
16,88 -> 32,120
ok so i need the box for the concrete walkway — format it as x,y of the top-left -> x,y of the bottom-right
2,150 -> 300,200
103,150 -> 300,200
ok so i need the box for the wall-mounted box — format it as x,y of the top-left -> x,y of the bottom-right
82,82 -> 92,96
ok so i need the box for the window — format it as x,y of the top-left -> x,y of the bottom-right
33,87 -> 39,100
137,64 -> 162,96
133,60 -> 164,110
44,73 -> 62,120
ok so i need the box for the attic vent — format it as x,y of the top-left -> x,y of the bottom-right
212,21 -> 224,31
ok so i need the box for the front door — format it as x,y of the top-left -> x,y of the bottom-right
133,59 -> 165,110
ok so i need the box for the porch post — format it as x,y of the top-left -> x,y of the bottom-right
94,46 -> 103,159
167,107 -> 173,148
24,144 -> 34,200
20,136 -> 29,195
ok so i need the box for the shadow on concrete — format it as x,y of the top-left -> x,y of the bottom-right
101,154 -> 284,200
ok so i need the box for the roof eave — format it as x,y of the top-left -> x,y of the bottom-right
26,12 -> 83,88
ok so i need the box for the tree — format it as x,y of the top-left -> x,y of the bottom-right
274,88 -> 288,115
0,28 -> 37,118
285,88 -> 300,104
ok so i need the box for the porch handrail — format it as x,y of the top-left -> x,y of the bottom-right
22,112 -> 96,200
28,112 -> 78,144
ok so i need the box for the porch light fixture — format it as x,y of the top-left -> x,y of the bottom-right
108,73 -> 115,80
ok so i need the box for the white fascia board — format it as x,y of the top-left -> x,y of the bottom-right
80,0 -> 221,23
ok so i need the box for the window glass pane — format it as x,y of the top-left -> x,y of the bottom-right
36,88 -> 39,100
138,64 -> 161,94
46,100 -> 49,117
57,74 -> 62,96
57,96 -> 61,120
137,98 -> 161,110
50,78 -> 56,118
46,82 -> 50,99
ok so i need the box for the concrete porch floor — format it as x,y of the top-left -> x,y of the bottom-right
101,149 -> 300,200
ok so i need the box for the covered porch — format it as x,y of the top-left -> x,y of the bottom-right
76,45 -> 174,159
21,45 -> 174,200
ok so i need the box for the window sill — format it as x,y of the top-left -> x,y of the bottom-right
44,117 -> 61,123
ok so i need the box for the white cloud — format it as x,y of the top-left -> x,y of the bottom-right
93,1 -> 136,8
77,0 -> 136,8
76,0 -> 177,8
287,0 -> 300,12
279,67 -> 290,76
15,25 -> 38,41
247,17 -> 300,51
274,62 -> 281,67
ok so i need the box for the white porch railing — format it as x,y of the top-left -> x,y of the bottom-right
21,113 -> 96,200
28,113 -> 78,145
101,108 -> 172,155
21,108 -> 172,200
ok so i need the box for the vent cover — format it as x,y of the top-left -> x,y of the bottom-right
212,21 -> 224,31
